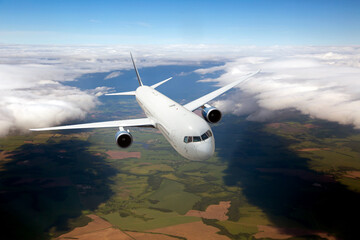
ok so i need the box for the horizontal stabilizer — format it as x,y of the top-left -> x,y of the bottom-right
151,77 -> 172,89
105,91 -> 136,96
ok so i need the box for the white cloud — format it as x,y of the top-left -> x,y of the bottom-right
104,71 -> 122,80
0,44 -> 359,136
199,46 -> 360,128
0,85 -> 98,136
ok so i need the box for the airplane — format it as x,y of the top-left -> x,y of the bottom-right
30,53 -> 259,161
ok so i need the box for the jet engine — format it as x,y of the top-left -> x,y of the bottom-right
115,128 -> 133,148
202,104 -> 222,123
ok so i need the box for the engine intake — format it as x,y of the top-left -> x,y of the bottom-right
202,104 -> 222,123
115,129 -> 133,148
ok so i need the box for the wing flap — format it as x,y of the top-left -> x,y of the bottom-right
30,118 -> 154,131
183,70 -> 259,112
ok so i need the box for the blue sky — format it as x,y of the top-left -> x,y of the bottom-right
0,0 -> 359,45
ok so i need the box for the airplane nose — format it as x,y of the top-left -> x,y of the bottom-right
196,138 -> 215,161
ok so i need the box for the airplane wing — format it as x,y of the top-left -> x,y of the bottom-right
183,70 -> 260,112
30,118 -> 154,131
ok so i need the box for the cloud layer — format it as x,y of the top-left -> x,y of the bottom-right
0,44 -> 359,136
198,46 -> 360,128
0,44 -> 225,136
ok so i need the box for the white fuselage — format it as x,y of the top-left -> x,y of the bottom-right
135,86 -> 215,161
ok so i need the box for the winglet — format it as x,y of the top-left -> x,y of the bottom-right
130,52 -> 143,86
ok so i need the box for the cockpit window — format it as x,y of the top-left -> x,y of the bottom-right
184,136 -> 193,143
184,130 -> 212,143
193,136 -> 201,142
201,132 -> 209,140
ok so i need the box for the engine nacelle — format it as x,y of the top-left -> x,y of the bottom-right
202,104 -> 222,123
115,129 -> 133,148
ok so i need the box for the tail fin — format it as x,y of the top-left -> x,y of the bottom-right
130,52 -> 143,86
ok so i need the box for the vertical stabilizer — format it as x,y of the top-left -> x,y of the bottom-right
130,52 -> 143,86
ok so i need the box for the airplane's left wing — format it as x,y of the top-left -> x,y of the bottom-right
30,118 -> 154,131
183,70 -> 259,112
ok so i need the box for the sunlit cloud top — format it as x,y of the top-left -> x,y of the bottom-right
0,44 -> 359,137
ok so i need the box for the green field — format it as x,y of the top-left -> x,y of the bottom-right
148,179 -> 201,214
103,208 -> 200,231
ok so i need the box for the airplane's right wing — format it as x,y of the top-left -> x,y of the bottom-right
30,118 -> 154,131
183,70 -> 259,112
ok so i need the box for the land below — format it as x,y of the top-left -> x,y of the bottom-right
1,113 -> 360,240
